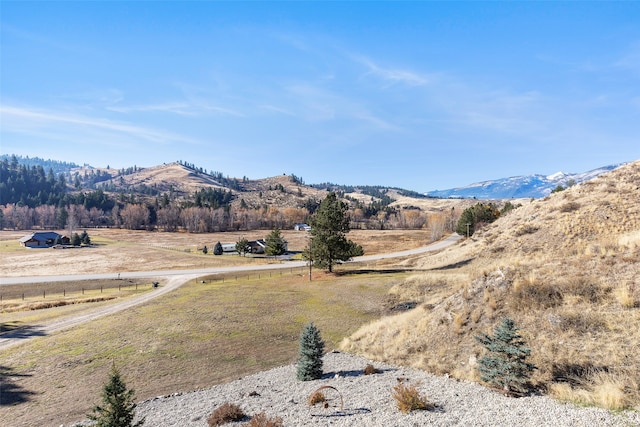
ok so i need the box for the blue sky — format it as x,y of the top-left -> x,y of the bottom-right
1,1 -> 639,192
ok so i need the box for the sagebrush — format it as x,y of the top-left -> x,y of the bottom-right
242,411 -> 284,427
207,402 -> 245,426
391,381 -> 435,413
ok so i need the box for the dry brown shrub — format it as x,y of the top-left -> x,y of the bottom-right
363,364 -> 381,375
564,277 -> 610,303
243,412 -> 284,427
452,308 -> 470,334
391,381 -> 435,413
556,312 -> 606,334
207,402 -> 245,426
514,224 -> 539,236
307,390 -> 326,406
559,202 -> 581,213
509,279 -> 563,311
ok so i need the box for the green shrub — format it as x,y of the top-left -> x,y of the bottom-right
296,322 -> 325,381
475,317 -> 536,394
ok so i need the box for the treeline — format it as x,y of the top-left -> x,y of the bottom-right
0,156 -> 68,207
0,154 -> 79,175
0,203 -> 309,232
0,201 -> 459,238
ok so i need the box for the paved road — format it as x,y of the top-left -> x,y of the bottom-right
0,234 -> 462,350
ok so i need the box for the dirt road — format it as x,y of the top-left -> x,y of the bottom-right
0,234 -> 462,350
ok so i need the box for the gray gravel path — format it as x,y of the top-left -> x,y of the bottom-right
83,352 -> 640,427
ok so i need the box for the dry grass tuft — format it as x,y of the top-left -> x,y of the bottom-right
559,201 -> 581,213
363,363 -> 381,375
550,369 -> 639,410
307,390 -> 327,406
1,296 -> 118,313
391,381 -> 435,413
307,386 -> 344,411
564,276 -> 610,303
509,279 -> 563,311
207,402 -> 245,426
614,285 -> 638,308
243,412 -> 284,427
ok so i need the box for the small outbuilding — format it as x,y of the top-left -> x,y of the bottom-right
19,232 -> 69,248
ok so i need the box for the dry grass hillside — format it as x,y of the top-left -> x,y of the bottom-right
231,174 -> 328,209
82,162 -> 486,215
342,160 -> 640,410
104,163 -> 227,196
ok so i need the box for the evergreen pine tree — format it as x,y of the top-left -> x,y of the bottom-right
265,228 -> 287,256
71,232 -> 82,246
213,241 -> 223,255
88,364 -> 144,427
307,193 -> 363,272
475,317 -> 536,394
297,322 -> 325,381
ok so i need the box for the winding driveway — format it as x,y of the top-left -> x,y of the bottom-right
0,234 -> 461,350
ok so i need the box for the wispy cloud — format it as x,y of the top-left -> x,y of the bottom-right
285,83 -> 399,131
258,104 -> 296,116
354,55 -> 434,87
1,104 -> 197,145
108,100 -> 243,117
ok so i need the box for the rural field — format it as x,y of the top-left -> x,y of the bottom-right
0,228 -> 433,426
0,228 -> 432,277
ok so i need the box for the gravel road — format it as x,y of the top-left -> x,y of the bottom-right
70,352 -> 640,427
0,274 -> 198,350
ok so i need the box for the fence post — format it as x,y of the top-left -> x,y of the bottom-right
43,290 -> 46,299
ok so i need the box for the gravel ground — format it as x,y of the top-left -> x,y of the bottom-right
71,352 -> 640,427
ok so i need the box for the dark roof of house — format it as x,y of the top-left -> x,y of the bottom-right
19,231 -> 62,243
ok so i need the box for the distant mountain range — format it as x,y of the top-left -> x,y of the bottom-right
426,164 -> 625,199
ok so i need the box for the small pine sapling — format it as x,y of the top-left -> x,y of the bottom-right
475,317 -> 536,395
213,241 -> 223,255
88,364 -> 144,427
296,322 -> 325,381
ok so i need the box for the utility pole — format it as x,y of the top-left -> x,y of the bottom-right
306,236 -> 313,282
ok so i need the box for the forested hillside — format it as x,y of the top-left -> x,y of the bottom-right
0,156 -> 465,235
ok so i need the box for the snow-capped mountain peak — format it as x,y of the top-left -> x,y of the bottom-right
546,171 -> 567,181
427,164 -> 625,199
